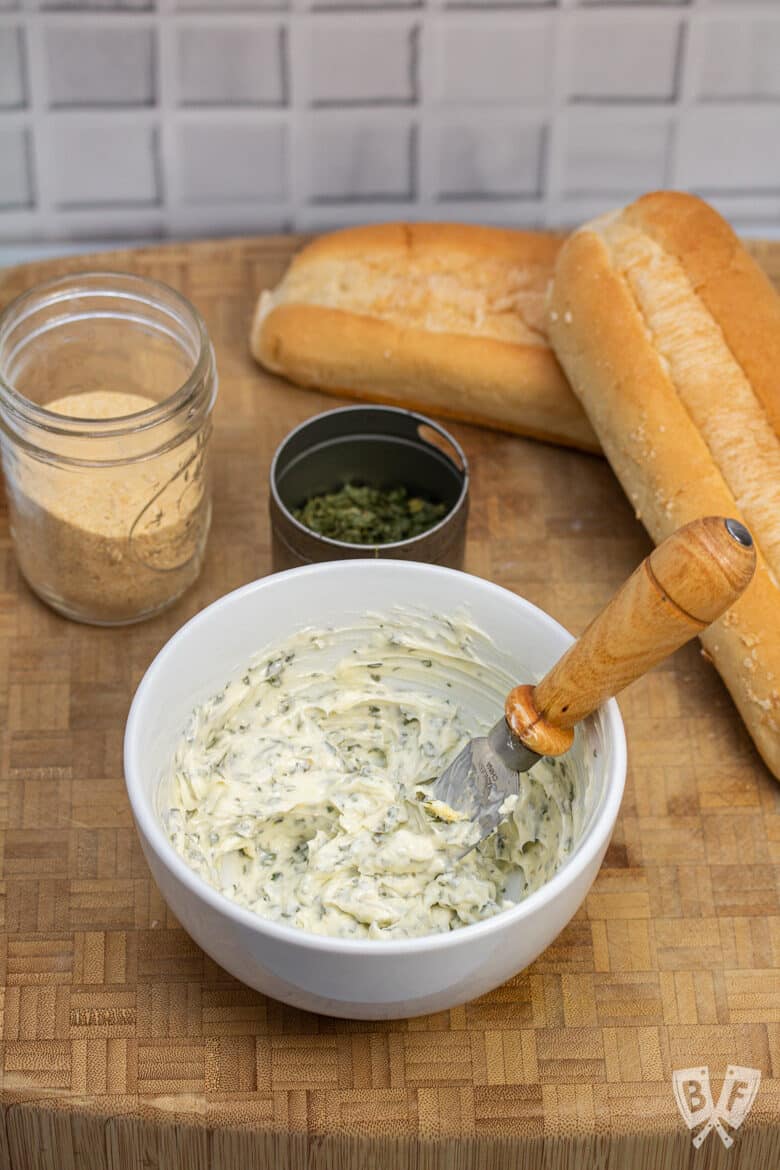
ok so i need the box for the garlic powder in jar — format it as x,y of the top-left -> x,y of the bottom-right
0,273 -> 217,625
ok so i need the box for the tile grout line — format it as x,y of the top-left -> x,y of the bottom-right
417,0 -> 440,212
287,0 -> 308,233
19,0 -> 52,240
544,0 -> 574,229
667,0 -> 700,191
156,0 -> 176,234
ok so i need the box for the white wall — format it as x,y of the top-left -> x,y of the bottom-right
0,0 -> 778,244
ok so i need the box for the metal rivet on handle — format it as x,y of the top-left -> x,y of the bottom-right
725,518 -> 753,548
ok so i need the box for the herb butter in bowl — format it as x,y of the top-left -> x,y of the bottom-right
124,560 -> 626,1018
161,613 -> 579,941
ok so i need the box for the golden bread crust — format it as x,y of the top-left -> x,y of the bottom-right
626,192 -> 780,435
250,223 -> 599,453
548,196 -> 780,779
254,302 -> 598,451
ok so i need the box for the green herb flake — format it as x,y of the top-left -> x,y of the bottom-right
293,482 -> 447,545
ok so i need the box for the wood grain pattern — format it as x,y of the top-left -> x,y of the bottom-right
0,237 -> 778,1169
512,516 -> 757,740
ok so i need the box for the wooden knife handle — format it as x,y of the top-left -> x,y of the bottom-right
505,517 -> 756,757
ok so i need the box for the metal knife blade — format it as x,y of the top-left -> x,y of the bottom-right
426,718 -> 541,844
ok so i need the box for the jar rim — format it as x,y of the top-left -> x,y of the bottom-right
0,270 -> 214,440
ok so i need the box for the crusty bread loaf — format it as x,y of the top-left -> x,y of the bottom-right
548,191 -> 780,779
251,222 -> 599,453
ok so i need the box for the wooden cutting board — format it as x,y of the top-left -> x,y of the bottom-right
0,238 -> 778,1170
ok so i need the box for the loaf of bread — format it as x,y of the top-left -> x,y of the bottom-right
251,222 -> 599,453
548,191 -> 780,779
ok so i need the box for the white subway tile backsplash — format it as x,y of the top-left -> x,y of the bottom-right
562,111 -> 670,195
678,109 -> 780,192
40,1 -> 153,8
177,26 -> 286,107
308,22 -> 416,105
45,26 -> 155,108
568,14 -> 681,102
0,28 -> 25,109
178,122 -> 287,203
436,118 -> 544,199
698,18 -> 780,101
438,19 -> 552,105
177,2 -> 286,8
0,5 -> 776,238
312,0 -> 420,9
306,119 -> 414,201
49,123 -> 159,207
446,1 -> 556,8
0,126 -> 32,207
578,1 -> 686,6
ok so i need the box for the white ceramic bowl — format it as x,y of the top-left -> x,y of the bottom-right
124,561 -> 626,1019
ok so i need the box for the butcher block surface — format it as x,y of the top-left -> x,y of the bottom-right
0,238 -> 778,1170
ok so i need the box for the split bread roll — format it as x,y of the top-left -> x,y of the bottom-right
251,222 -> 599,452
548,191 -> 780,779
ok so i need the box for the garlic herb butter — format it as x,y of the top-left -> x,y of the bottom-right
161,613 -> 584,940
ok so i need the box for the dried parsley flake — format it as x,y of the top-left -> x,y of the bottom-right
293,482 -> 447,545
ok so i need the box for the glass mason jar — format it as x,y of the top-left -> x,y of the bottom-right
0,272 -> 217,625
